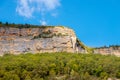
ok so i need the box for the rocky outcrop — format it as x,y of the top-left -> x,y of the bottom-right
94,46 -> 120,56
0,26 -> 86,55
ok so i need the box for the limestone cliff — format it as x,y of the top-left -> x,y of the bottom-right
0,26 -> 86,55
94,46 -> 120,56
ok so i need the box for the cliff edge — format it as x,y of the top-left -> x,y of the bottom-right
0,26 -> 87,55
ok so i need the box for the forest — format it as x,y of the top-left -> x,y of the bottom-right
0,52 -> 120,80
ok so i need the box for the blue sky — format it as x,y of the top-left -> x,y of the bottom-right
0,0 -> 120,47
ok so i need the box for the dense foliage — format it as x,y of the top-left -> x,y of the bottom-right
0,53 -> 120,80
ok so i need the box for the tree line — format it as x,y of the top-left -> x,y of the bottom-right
95,45 -> 120,49
0,21 -> 56,28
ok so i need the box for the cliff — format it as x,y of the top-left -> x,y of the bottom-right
0,26 -> 87,55
94,46 -> 120,56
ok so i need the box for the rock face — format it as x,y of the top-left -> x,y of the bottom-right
94,46 -> 120,56
0,26 -> 86,55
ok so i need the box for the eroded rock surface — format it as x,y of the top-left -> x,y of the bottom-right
0,26 -> 86,55
94,46 -> 120,56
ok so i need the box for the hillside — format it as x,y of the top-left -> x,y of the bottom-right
0,53 -> 120,80
0,22 -> 87,55
0,22 -> 120,80
0,22 -> 120,56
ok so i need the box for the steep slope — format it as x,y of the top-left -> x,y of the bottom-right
0,26 -> 87,55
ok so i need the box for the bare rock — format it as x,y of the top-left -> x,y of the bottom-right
0,26 -> 86,55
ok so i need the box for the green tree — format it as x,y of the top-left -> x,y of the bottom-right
0,21 -> 2,27
5,22 -> 8,26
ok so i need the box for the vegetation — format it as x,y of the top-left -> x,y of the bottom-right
0,21 -> 64,28
0,53 -> 120,80
95,45 -> 120,49
76,38 -> 94,53
33,33 -> 68,39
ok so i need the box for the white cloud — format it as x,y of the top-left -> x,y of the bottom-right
16,0 -> 61,20
16,0 -> 34,18
40,20 -> 47,25
29,0 -> 60,11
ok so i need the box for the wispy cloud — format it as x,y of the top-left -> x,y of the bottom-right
40,20 -> 47,25
16,0 -> 34,18
16,0 -> 61,24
